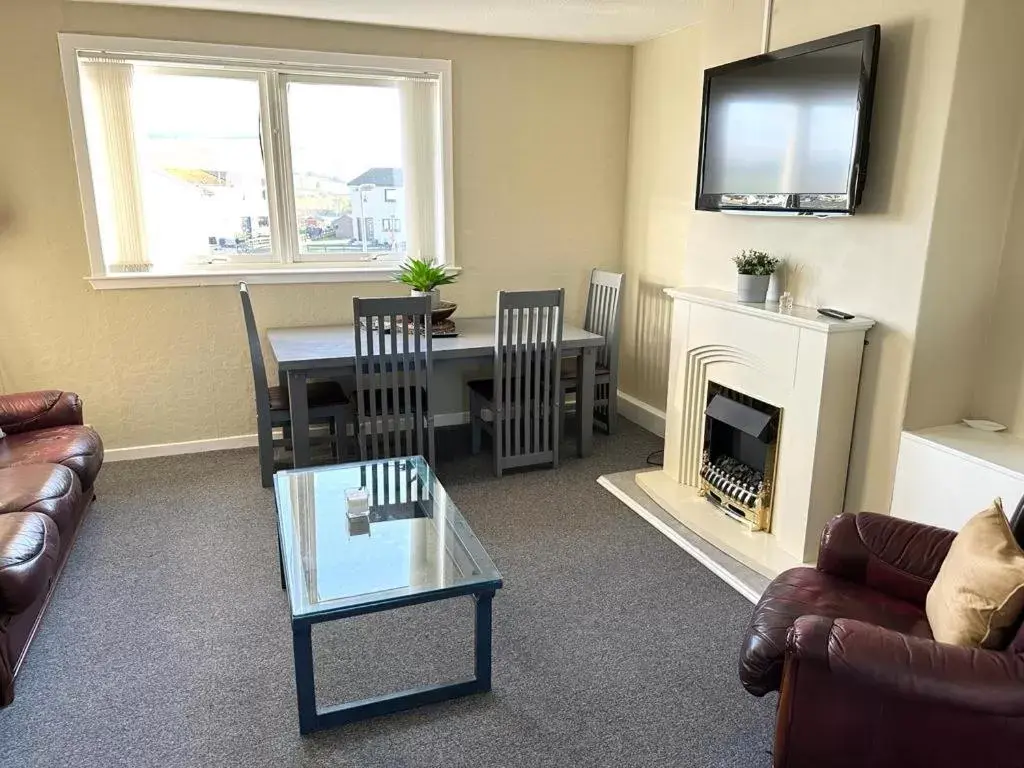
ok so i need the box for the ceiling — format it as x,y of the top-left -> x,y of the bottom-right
75,0 -> 705,44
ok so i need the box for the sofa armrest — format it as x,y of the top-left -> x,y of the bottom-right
788,615 -> 1024,716
0,391 -> 84,434
816,512 -> 955,606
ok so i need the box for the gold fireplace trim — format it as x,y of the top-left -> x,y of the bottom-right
698,441 -> 778,532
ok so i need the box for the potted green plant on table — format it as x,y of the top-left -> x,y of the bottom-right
393,257 -> 457,310
732,250 -> 780,304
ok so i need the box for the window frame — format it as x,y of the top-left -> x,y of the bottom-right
58,34 -> 456,290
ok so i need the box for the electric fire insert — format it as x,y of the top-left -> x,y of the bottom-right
699,382 -> 781,531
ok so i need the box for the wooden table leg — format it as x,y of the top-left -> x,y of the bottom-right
576,347 -> 596,458
288,370 -> 311,468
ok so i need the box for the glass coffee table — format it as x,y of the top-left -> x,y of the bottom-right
274,456 -> 503,734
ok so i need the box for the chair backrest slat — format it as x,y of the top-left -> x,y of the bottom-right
352,296 -> 434,464
401,319 -> 413,457
416,313 -> 431,458
504,310 -> 514,458
238,282 -> 273,428
388,312 -> 401,457
544,304 -> 556,457
492,289 -> 564,470
522,303 -> 534,455
584,269 -> 625,372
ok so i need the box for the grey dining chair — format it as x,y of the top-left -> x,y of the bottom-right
351,295 -> 436,465
468,289 -> 565,477
239,283 -> 352,487
561,269 -> 624,436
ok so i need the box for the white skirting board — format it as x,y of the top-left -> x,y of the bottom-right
104,434 -> 259,462
616,391 -> 666,437
104,410 -> 472,462
106,398 -> 663,463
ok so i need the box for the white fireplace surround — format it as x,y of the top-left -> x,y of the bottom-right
636,288 -> 875,577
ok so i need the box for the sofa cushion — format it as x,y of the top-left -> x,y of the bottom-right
739,566 -> 933,696
0,464 -> 83,544
0,425 -> 103,490
927,500 -> 1024,648
0,512 -> 58,616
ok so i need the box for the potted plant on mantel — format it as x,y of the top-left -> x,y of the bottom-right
732,250 -> 780,304
393,257 -> 457,310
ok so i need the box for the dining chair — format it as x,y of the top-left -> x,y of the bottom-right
351,296 -> 436,465
561,269 -> 624,437
468,289 -> 565,477
239,282 -> 353,487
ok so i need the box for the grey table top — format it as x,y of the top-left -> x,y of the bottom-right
268,315 -> 605,371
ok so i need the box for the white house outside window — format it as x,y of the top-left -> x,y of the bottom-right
58,35 -> 454,287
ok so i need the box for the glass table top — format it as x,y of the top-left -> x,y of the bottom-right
274,456 -> 502,618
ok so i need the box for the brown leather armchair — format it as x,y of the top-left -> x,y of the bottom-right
740,511 -> 1024,768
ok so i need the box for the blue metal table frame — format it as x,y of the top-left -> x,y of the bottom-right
289,583 -> 499,735
273,455 -> 504,735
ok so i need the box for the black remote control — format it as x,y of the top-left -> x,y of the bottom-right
817,307 -> 855,320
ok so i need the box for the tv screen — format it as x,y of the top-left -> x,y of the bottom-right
696,26 -> 880,215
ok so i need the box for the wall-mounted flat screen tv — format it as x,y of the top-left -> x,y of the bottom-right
696,25 -> 881,216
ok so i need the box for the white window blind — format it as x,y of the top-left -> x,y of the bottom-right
80,57 -> 150,273
59,36 -> 454,284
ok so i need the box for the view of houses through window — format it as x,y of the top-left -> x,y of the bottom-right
70,43 -> 447,277
126,70 -> 407,269
287,80 -> 406,260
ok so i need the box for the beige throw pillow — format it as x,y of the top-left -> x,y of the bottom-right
926,500 -> 1024,648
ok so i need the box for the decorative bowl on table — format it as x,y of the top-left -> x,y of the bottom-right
432,300 -> 457,323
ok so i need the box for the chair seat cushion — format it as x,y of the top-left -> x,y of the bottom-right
0,426 -> 103,490
468,378 -> 550,405
739,566 -> 933,696
0,512 -> 58,615
0,464 -> 83,544
559,358 -> 611,381
471,378 -> 569,409
348,386 -> 429,416
268,381 -> 349,412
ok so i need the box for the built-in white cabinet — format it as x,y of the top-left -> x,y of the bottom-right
890,425 -> 1024,530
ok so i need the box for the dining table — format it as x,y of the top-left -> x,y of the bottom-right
266,316 -> 606,468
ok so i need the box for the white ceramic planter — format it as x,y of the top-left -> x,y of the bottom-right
410,289 -> 440,309
736,274 -> 770,303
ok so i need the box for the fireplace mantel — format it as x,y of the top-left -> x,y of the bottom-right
664,287 -> 875,334
636,287 -> 875,578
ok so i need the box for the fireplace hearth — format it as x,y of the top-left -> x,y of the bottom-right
699,383 -> 780,531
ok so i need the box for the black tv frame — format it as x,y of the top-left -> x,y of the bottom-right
694,25 -> 881,216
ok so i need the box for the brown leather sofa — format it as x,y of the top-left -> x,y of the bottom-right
0,391 -> 103,705
739,511 -> 1024,768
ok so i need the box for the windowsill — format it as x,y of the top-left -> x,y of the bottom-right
86,265 -> 460,290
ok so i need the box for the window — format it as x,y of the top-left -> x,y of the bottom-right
59,36 -> 453,285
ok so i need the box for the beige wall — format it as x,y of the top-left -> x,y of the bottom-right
978,188 -> 1024,429
0,1 -> 632,448
977,168 -> 1024,431
905,0 -> 1024,431
618,24 -> 702,410
619,0 -> 967,513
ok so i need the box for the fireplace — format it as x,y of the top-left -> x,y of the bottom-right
699,383 -> 781,532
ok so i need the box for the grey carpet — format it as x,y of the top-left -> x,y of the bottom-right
0,421 -> 774,767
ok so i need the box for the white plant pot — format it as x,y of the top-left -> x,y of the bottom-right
736,274 -> 770,303
410,289 -> 440,309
